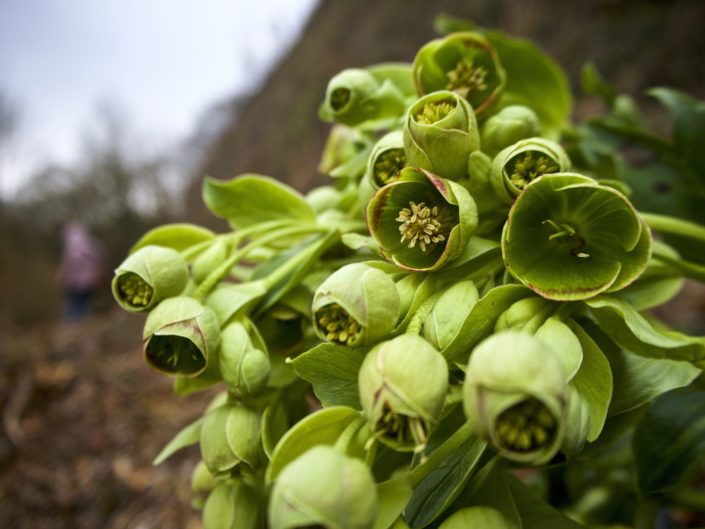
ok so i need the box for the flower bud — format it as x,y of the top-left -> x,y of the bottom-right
319,68 -> 408,129
269,445 -> 377,529
502,173 -> 652,300
367,167 -> 478,271
359,335 -> 448,452
490,138 -> 570,203
191,460 -> 216,510
403,91 -> 480,180
142,296 -> 220,377
494,297 -> 554,333
439,507 -> 515,529
200,402 -> 261,475
218,322 -> 270,397
480,105 -> 541,157
203,480 -> 260,529
463,331 -> 568,464
366,130 -> 407,189
422,280 -> 479,351
413,32 -> 506,117
192,239 -> 228,285
318,124 -> 373,180
112,245 -> 188,312
312,263 -> 400,347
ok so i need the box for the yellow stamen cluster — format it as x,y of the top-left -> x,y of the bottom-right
316,303 -> 362,346
543,219 -> 590,258
397,201 -> 446,252
495,398 -> 556,452
509,152 -> 559,190
373,148 -> 406,186
446,57 -> 489,98
118,272 -> 153,307
414,100 -> 456,125
375,401 -> 428,452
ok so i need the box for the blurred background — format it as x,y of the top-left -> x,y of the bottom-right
0,0 -> 704,527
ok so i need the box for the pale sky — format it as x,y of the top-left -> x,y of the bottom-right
0,0 -> 319,197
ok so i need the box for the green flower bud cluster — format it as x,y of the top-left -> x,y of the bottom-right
111,22 -> 705,529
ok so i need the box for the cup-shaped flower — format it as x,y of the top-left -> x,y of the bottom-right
269,445 -> 377,529
404,91 -> 480,181
218,323 -> 271,397
367,167 -> 478,271
502,173 -> 652,301
366,130 -> 407,189
480,105 -> 541,157
463,331 -> 568,465
200,402 -> 261,475
490,138 -> 570,203
359,334 -> 448,452
319,68 -> 408,129
413,32 -> 505,117
312,263 -> 400,347
112,245 -> 188,312
318,124 -> 373,180
142,296 -> 220,377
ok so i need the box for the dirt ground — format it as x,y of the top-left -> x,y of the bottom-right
0,309 -> 215,529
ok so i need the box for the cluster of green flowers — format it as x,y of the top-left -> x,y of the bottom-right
113,27 -> 705,529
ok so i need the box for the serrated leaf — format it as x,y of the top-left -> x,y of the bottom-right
202,174 -> 316,228
290,343 -> 368,408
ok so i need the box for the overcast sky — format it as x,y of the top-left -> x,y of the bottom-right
0,0 -> 318,197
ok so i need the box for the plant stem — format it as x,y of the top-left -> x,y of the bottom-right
641,212 -> 705,244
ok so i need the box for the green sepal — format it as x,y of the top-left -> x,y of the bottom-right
142,296 -> 220,377
190,461 -> 215,510
218,322 -> 270,398
200,403 -> 262,475
203,480 -> 260,529
366,130 -> 406,189
422,280 -> 479,350
480,105 -> 541,157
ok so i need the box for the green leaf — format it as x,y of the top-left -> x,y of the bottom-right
262,399 -> 288,460
536,317 -> 583,380
405,422 -> 486,528
130,223 -> 215,254
266,406 -> 360,483
487,32 -> 572,138
152,417 -> 203,465
373,478 -> 413,529
205,281 -> 268,325
506,474 -> 587,528
202,174 -> 316,228
291,343 -> 368,408
454,462 -> 521,529
633,390 -> 705,493
585,295 -> 705,363
569,322 -> 613,441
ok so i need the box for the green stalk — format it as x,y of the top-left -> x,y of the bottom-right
651,246 -> 705,283
641,212 -> 705,244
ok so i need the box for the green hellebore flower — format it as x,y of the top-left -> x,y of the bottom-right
319,68 -> 408,129
480,105 -> 541,157
367,167 -> 478,272
463,331 -> 568,465
403,90 -> 480,181
490,138 -> 570,203
269,445 -> 377,529
218,322 -> 270,397
502,173 -> 652,301
312,263 -> 400,347
112,245 -> 188,312
318,124 -> 373,180
200,402 -> 261,475
422,279 -> 479,351
359,334 -> 448,452
366,130 -> 407,189
191,460 -> 216,510
413,32 -> 506,117
142,296 -> 220,377
202,480 -> 260,529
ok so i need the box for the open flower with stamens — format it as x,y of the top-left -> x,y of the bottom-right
366,130 -> 407,189
142,296 -> 220,377
112,245 -> 189,312
359,334 -> 448,453
502,173 -> 652,301
463,331 -> 568,465
367,167 -> 478,271
490,138 -> 570,204
403,91 -> 480,181
413,32 -> 506,117
312,263 -> 400,347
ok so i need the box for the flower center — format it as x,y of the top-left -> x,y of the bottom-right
375,401 -> 428,453
508,152 -> 559,190
330,87 -> 351,111
373,148 -> 406,186
446,57 -> 489,98
315,303 -> 362,346
414,100 -> 456,125
495,398 -> 557,453
117,272 -> 153,307
543,219 -> 590,258
396,201 -> 447,252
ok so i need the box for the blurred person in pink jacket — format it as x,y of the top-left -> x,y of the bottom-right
59,222 -> 106,321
